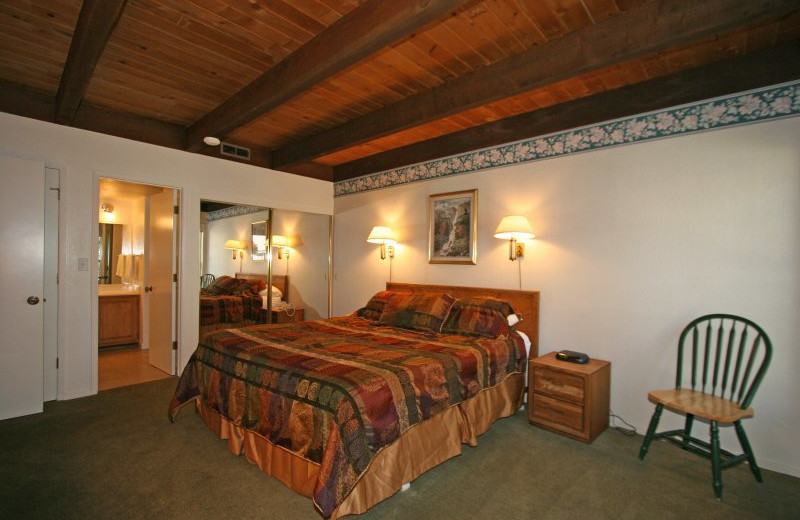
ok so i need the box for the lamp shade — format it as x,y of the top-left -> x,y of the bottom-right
271,235 -> 289,248
367,226 -> 397,244
224,239 -> 246,250
493,216 -> 535,240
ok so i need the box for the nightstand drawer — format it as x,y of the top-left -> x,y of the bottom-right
532,393 -> 584,432
533,367 -> 584,404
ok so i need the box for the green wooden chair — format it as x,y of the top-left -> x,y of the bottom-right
200,273 -> 215,289
638,314 -> 772,499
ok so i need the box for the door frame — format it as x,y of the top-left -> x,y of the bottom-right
92,174 -> 181,392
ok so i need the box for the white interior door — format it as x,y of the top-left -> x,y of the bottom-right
0,154 -> 45,419
146,188 -> 175,375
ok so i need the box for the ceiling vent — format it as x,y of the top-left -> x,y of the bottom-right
220,142 -> 251,161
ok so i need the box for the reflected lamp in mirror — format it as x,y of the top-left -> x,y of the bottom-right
493,216 -> 535,261
271,235 -> 291,259
224,239 -> 247,260
367,226 -> 397,260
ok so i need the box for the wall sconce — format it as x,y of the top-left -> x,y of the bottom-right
224,239 -> 246,259
271,235 -> 290,259
494,215 -> 535,261
367,226 -> 397,260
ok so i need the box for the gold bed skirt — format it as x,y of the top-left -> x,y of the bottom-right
196,372 -> 524,518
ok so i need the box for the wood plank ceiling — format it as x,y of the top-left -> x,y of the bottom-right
1,0 -> 799,182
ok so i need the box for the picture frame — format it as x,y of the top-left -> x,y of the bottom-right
251,220 -> 267,261
428,189 -> 477,264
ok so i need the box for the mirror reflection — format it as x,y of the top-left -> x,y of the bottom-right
199,201 -> 331,339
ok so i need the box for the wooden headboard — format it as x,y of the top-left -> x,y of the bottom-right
236,272 -> 289,298
386,282 -> 540,358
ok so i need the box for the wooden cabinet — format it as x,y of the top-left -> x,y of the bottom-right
262,307 -> 304,324
98,294 -> 140,347
528,352 -> 610,443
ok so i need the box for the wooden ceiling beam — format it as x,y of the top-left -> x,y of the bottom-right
275,0 -> 799,169
55,0 -> 128,125
333,40 -> 800,182
185,0 -> 477,152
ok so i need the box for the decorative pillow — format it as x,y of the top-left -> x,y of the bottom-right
378,292 -> 456,333
356,290 -> 400,320
202,275 -> 241,295
441,296 -> 515,338
232,278 -> 267,295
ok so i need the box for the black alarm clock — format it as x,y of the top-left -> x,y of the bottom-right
555,350 -> 590,364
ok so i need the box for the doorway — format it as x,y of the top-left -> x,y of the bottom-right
96,178 -> 178,390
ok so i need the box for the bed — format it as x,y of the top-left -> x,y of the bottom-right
173,282 -> 539,518
198,273 -> 289,338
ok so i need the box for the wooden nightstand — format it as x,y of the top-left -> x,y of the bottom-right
262,307 -> 304,324
528,352 -> 610,443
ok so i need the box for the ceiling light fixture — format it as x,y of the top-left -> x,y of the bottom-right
203,136 -> 221,146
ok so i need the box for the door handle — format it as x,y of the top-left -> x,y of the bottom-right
27,296 -> 40,305
144,286 -> 153,293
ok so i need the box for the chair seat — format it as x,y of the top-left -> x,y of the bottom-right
648,389 -> 754,423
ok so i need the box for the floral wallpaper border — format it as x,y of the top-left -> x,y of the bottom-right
206,204 -> 266,221
334,81 -> 800,198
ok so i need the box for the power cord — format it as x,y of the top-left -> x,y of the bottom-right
609,410 -> 637,436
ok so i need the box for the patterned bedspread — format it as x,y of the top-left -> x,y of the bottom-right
169,315 -> 525,517
199,293 -> 263,326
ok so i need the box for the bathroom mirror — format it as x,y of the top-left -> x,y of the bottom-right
98,223 -> 123,284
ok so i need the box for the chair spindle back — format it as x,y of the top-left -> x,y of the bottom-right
675,314 -> 772,409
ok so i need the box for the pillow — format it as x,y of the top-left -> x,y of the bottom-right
378,292 -> 456,333
231,278 -> 267,295
441,296 -> 515,338
202,275 -> 240,295
356,290 -> 400,320
259,285 -> 283,299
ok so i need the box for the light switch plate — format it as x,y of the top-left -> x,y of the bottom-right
78,257 -> 89,271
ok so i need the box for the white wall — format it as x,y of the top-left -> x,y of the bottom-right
0,111 -> 332,400
332,116 -> 800,477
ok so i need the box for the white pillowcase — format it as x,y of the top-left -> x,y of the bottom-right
516,330 -> 531,358
259,285 -> 283,299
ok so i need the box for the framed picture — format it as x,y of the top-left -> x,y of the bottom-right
428,189 -> 477,264
251,220 -> 267,261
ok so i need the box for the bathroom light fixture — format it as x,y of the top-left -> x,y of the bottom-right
203,136 -> 221,146
100,202 -> 115,223
367,226 -> 397,260
494,215 -> 535,261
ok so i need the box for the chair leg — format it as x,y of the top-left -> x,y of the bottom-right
734,420 -> 763,483
710,421 -> 723,500
639,403 -> 663,461
682,413 -> 694,449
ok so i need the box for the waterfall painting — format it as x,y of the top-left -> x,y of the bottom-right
428,189 -> 477,264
